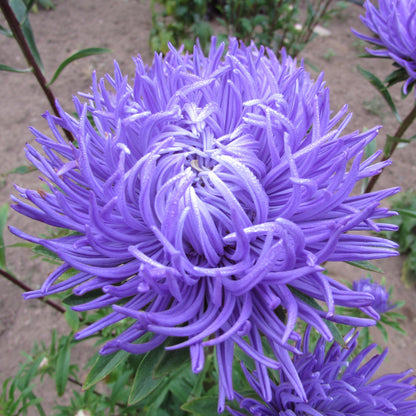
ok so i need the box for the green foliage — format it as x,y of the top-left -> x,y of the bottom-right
0,64 -> 32,73
150,0 -> 214,53
345,260 -> 384,275
357,65 -> 401,122
150,0 -> 345,56
3,330 -> 238,416
47,47 -> 112,86
23,0 -> 55,12
322,47 -> 335,61
0,358 -> 45,416
357,43 -> 416,195
382,191 -> 416,286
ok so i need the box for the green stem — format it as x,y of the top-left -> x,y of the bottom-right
0,267 -> 66,314
365,103 -> 416,193
0,0 -> 74,142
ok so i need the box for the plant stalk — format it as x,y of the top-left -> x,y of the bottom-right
0,0 -> 74,142
365,103 -> 416,193
0,267 -> 66,314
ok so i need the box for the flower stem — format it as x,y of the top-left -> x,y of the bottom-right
0,267 -> 66,314
365,103 -> 416,193
0,0 -> 74,142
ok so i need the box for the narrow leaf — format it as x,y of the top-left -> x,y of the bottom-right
21,355 -> 44,388
38,0 -> 55,10
9,0 -> 44,72
0,24 -> 13,37
83,349 -> 129,390
181,396 -> 219,415
385,66 -> 409,88
6,165 -> 37,174
128,346 -> 165,405
64,307 -> 80,332
63,288 -> 104,306
345,260 -> 384,274
48,47 -> 111,86
396,208 -> 416,218
0,204 -> 9,268
190,355 -> 211,398
357,65 -> 401,122
55,336 -> 71,396
154,344 -> 190,378
24,0 -> 36,13
0,64 -> 32,73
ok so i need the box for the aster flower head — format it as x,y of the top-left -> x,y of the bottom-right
229,329 -> 416,416
353,276 -> 397,313
11,38 -> 399,410
352,0 -> 416,96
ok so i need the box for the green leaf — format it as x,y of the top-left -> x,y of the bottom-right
181,396 -> 219,416
83,349 -> 129,390
47,47 -> 111,86
153,343 -> 190,378
9,0 -> 44,72
396,208 -> 416,218
304,58 -> 319,73
38,0 -> 55,10
383,134 -> 412,156
6,165 -> 37,175
289,286 -> 345,347
128,345 -> 165,405
234,345 -> 255,373
190,354 -> 212,399
364,138 -> 377,159
55,336 -> 71,396
50,329 -> 57,356
31,244 -> 60,262
24,0 -> 36,13
0,24 -> 13,37
357,65 -> 401,122
385,66 -> 409,88
109,369 -> 132,403
63,288 -> 104,306
64,307 -> 80,332
376,321 -> 389,343
166,366 -> 195,405
0,204 -> 9,268
345,260 -> 384,274
0,64 -> 32,73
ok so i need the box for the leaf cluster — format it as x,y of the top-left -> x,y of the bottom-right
150,0 -> 347,57
381,191 -> 416,286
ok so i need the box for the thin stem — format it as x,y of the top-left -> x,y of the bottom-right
302,0 -> 333,46
365,103 -> 416,193
0,0 -> 74,142
0,267 -> 66,314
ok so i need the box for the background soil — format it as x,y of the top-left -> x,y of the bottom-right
0,1 -> 415,414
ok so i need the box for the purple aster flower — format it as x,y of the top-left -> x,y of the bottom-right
229,329 -> 416,416
10,38 -> 399,411
353,277 -> 396,313
352,0 -> 416,96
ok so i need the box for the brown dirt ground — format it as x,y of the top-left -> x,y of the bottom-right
0,1 -> 415,414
